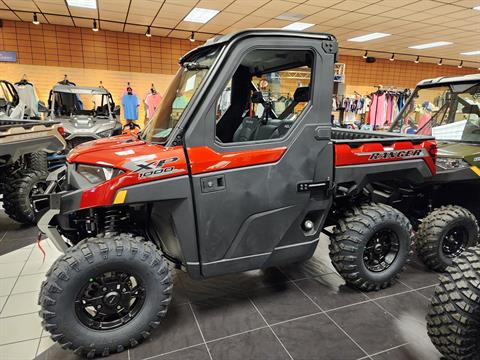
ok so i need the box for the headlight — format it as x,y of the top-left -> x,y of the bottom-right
436,157 -> 469,170
98,129 -> 113,138
77,164 -> 123,184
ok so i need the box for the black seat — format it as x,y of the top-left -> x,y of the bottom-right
278,86 -> 310,120
233,116 -> 263,142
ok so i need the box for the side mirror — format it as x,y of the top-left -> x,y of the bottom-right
38,101 -> 48,113
113,105 -> 121,116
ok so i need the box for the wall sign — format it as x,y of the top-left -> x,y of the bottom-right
0,51 -> 17,62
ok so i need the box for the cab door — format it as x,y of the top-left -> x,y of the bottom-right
184,35 -> 336,277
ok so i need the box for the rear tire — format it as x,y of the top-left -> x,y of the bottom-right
39,234 -> 172,358
426,247 -> 480,360
26,151 -> 48,172
416,205 -> 479,272
329,203 -> 413,291
3,169 -> 48,224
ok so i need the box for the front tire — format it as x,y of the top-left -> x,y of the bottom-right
426,247 -> 480,360
3,168 -> 48,224
416,205 -> 479,272
329,203 -> 413,291
39,234 -> 172,358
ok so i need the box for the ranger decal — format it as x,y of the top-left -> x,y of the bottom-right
357,149 -> 428,161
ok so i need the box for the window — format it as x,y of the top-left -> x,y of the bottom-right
215,49 -> 313,144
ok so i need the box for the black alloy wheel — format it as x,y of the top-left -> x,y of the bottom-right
441,226 -> 468,258
75,271 -> 146,331
363,229 -> 400,272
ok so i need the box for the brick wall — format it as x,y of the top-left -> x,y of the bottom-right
0,19 -> 478,125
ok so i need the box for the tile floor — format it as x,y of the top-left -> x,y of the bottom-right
0,210 -> 443,360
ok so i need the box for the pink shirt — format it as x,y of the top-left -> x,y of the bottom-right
145,93 -> 162,119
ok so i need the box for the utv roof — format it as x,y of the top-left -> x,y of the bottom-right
52,85 -> 110,95
181,28 -> 336,63
417,73 -> 480,87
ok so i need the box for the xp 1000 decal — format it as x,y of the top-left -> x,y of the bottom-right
123,157 -> 184,179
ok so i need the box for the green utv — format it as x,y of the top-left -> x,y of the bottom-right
387,74 -> 480,271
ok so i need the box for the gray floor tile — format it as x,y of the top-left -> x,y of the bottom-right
129,304 -> 203,360
20,260 -> 54,276
372,343 -> 441,360
400,261 -> 440,289
329,301 -> 406,355
296,273 -> 369,311
375,291 -> 430,325
365,280 -> 411,299
250,281 -> 318,324
0,247 -> 31,264
0,338 -> 40,359
209,327 -> 290,360
0,312 -> 42,345
0,296 -> 6,310
191,295 -> 265,341
417,286 -> 437,300
153,345 -> 210,360
273,313 -> 365,360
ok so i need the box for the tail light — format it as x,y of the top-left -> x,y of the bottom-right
57,126 -> 65,137
427,141 -> 437,163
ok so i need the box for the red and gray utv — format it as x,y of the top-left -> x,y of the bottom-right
35,30 -> 437,357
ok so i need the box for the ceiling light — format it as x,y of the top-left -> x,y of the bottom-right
460,50 -> 480,55
414,56 -> 420,63
184,7 -> 219,23
409,41 -> 452,49
282,22 -> 314,31
32,12 -> 39,25
66,0 -> 96,9
363,51 -> 368,59
438,58 -> 443,66
92,18 -> 98,32
458,60 -> 463,68
146,26 -> 151,37
390,53 -> 395,61
473,6 -> 480,10
190,32 -> 195,42
348,32 -> 390,42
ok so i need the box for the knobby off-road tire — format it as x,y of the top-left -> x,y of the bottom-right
38,234 -> 172,358
329,203 -> 413,291
3,168 -> 48,224
26,151 -> 48,172
426,247 -> 480,360
417,205 -> 479,272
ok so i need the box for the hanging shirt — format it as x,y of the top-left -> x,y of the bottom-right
122,94 -> 139,121
145,93 -> 162,119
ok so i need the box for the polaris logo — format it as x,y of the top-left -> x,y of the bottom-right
361,149 -> 427,160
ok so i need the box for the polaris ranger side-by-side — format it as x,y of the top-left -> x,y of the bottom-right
35,30 -> 437,357
388,74 -> 480,271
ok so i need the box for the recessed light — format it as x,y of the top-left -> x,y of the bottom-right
409,41 -> 452,49
460,50 -> 480,55
348,32 -> 390,42
184,7 -> 219,23
66,0 -> 96,9
473,6 -> 480,10
276,12 -> 304,21
282,22 -> 314,31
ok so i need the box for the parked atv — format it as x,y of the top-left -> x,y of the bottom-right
387,74 -> 480,271
426,246 -> 480,360
0,119 -> 65,223
48,85 -> 122,150
35,30 -> 438,357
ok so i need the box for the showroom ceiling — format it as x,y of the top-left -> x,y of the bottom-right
1,0 -> 480,66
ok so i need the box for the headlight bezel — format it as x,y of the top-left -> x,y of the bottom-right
76,164 -> 123,184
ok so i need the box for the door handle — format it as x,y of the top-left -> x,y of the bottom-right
200,175 -> 226,193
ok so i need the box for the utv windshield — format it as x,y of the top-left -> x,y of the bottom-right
143,46 -> 221,144
390,83 -> 480,143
